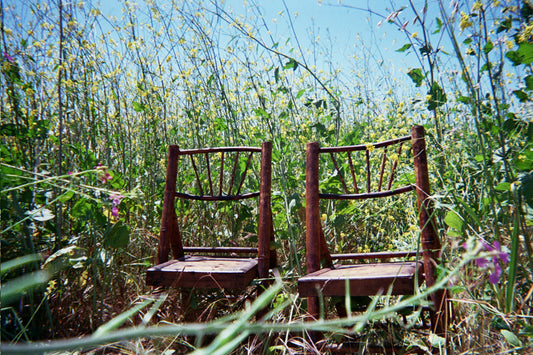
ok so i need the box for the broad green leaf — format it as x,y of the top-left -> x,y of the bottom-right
525,75 -> 533,90
514,89 -> 530,102
516,150 -> 533,171
132,101 -> 146,112
483,40 -> 494,54
501,330 -> 522,347
444,210 -> 463,231
427,82 -> 447,110
104,221 -> 130,249
407,68 -> 424,87
72,198 -> 94,219
506,43 -> 533,65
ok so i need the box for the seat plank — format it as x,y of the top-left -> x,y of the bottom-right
298,261 -> 422,297
146,256 -> 258,289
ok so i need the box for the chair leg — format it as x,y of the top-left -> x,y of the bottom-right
255,281 -> 270,321
430,288 -> 450,338
305,296 -> 324,343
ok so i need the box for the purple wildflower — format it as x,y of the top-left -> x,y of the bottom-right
100,172 -> 112,183
3,52 -> 14,63
464,240 -> 509,284
109,193 -> 124,218
111,205 -> 119,218
109,193 -> 124,205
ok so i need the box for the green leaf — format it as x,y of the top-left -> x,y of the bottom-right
513,90 -> 529,102
457,95 -> 471,104
497,17 -> 512,33
495,182 -> 511,191
520,172 -> 533,208
427,82 -> 447,110
132,101 -> 146,112
433,17 -> 443,34
0,123 -> 28,138
525,75 -> 533,90
1,254 -> 42,277
444,210 -> 463,231
501,330 -> 522,347
396,43 -> 412,52
483,40 -> 494,54
506,43 -> 533,65
283,58 -> 298,71
407,68 -> 424,87
104,221 -> 130,249
71,199 -> 95,219
1,270 -> 51,305
516,149 -> 533,171
58,190 -> 75,203
419,44 -> 433,56
520,325 -> 533,337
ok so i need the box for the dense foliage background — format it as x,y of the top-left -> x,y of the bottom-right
1,0 -> 532,353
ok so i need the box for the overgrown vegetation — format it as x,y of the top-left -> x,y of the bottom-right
1,0 -> 532,353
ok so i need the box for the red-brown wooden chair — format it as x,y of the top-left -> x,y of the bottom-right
146,142 -> 276,301
298,126 -> 448,335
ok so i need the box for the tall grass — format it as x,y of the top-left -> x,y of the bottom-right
1,0 -> 532,353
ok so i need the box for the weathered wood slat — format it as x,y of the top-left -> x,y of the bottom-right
146,256 -> 258,289
182,246 -> 258,254
298,261 -> 422,297
331,251 -> 418,260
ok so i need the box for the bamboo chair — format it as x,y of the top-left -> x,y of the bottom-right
146,142 -> 276,295
298,126 -> 448,335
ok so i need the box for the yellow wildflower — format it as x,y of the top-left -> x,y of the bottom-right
472,1 -> 483,12
460,12 -> 473,31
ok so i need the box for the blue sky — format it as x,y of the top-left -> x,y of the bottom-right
217,0 -> 443,78
96,0 -> 442,85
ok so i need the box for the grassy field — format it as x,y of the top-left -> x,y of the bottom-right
1,0 -> 533,353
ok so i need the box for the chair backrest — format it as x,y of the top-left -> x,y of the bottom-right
306,126 -> 441,286
156,142 -> 274,278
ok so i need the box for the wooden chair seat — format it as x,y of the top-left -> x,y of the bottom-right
146,256 -> 258,289
298,261 -> 423,297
